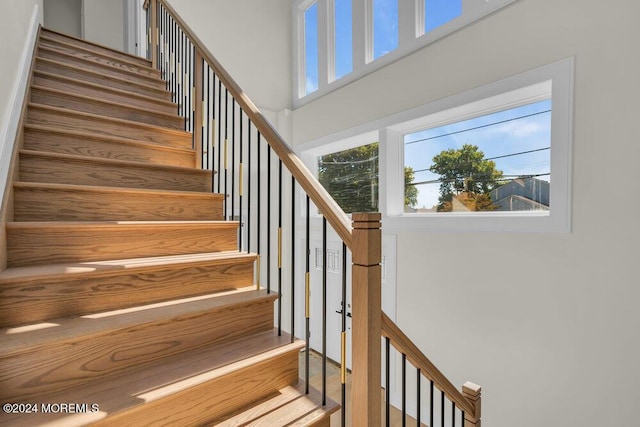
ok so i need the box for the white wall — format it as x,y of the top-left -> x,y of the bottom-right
291,0 -> 640,426
0,0 -> 42,206
167,0 -> 292,115
43,0 -> 81,37
82,0 -> 124,51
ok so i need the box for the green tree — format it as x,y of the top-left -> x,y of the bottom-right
318,142 -> 419,213
429,144 -> 503,211
404,166 -> 418,208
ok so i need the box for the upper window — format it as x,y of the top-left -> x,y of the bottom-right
304,2 -> 319,95
294,0 -> 519,105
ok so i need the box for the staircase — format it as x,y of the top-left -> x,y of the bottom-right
0,28 -> 337,426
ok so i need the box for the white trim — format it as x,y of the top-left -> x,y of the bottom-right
293,0 -> 520,107
0,5 -> 40,208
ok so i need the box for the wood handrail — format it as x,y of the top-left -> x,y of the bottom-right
381,312 -> 478,418
158,0 -> 353,249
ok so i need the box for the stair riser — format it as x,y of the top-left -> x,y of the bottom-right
7,223 -> 238,267
0,259 -> 255,328
30,86 -> 184,130
38,46 -> 165,89
94,349 -> 300,426
14,186 -> 223,222
35,57 -> 171,101
27,106 -> 192,148
19,152 -> 211,192
23,126 -> 196,167
0,298 -> 275,401
33,73 -> 177,115
39,38 -> 160,79
41,30 -> 151,67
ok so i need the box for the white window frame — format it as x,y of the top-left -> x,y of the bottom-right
293,0 -> 520,107
298,58 -> 574,233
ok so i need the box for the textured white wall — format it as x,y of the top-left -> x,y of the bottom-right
292,0 -> 640,426
0,0 -> 42,205
43,0 -> 81,37
167,0 -> 292,114
82,0 -> 124,51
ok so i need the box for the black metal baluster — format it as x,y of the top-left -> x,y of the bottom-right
430,380 -> 434,427
277,159 -> 282,336
247,119 -> 251,253
290,175 -> 295,343
304,195 -> 310,395
417,368 -> 421,427
462,410 -> 465,427
231,100 -> 236,222
441,390 -> 445,427
211,71 -> 216,191
266,145 -> 271,294
322,216 -> 327,406
402,353 -> 407,427
341,241 -> 347,427
256,132 -> 261,289
452,401 -> 456,427
217,80 -> 222,194
238,109 -> 243,251
386,337 -> 391,427
223,89 -> 229,219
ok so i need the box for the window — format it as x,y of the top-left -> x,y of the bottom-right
404,99 -> 552,213
423,0 -> 462,34
333,0 -> 353,80
318,142 -> 379,213
294,0 -> 519,104
372,0 -> 398,60
304,2 -> 319,95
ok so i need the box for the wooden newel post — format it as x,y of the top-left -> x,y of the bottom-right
351,212 -> 382,427
462,382 -> 482,427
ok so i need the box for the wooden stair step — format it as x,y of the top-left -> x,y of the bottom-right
36,56 -> 171,101
6,220 -> 239,267
38,45 -> 165,89
0,330 -> 301,427
217,383 -> 339,426
30,85 -> 184,130
0,251 -> 257,328
13,182 -> 223,222
24,124 -> 196,167
41,27 -> 151,67
0,288 -> 277,402
19,150 -> 211,192
27,104 -> 192,148
39,34 -> 160,78
33,70 -> 177,115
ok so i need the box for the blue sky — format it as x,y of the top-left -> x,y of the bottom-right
404,99 -> 552,209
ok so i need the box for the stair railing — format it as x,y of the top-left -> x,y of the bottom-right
144,1 -> 481,425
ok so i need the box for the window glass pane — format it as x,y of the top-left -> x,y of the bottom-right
372,0 -> 398,60
318,142 -> 379,213
404,100 -> 552,213
334,0 -> 353,80
424,0 -> 462,33
304,3 -> 319,95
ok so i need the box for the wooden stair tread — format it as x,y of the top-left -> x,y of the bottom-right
13,181 -> 222,198
30,84 -> 182,123
0,250 -> 254,284
0,330 -> 302,427
41,27 -> 151,66
36,56 -> 171,100
19,149 -> 207,175
33,69 -> 177,110
26,104 -> 190,138
217,383 -> 340,426
7,219 -> 237,231
39,33 -> 158,74
38,44 -> 165,86
0,287 -> 273,356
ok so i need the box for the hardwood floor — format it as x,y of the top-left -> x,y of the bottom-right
301,351 -> 427,427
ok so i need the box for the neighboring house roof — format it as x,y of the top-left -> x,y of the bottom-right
490,177 -> 550,211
